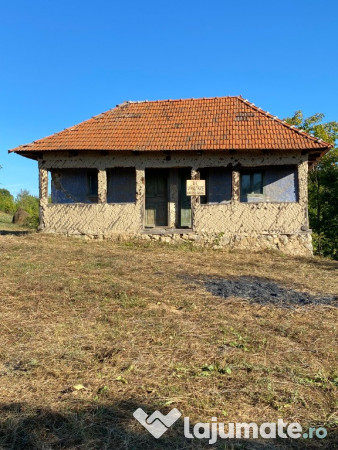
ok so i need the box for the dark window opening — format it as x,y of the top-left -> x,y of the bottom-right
51,169 -> 98,204
107,168 -> 136,203
87,170 -> 98,202
199,167 -> 232,204
240,172 -> 263,201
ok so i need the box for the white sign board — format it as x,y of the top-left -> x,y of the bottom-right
186,180 -> 206,196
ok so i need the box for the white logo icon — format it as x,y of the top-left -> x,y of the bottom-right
133,408 -> 182,438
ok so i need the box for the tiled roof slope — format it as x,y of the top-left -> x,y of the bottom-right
10,96 -> 331,153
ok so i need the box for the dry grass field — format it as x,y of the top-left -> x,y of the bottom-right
0,230 -> 337,449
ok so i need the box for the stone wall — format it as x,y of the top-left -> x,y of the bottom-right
38,150 -> 312,255
139,230 -> 313,257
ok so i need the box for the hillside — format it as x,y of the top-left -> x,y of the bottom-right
0,210 -> 31,234
0,233 -> 337,449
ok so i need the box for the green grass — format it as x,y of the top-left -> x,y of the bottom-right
0,210 -> 32,232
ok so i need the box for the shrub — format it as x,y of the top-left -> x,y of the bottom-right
15,189 -> 39,228
0,189 -> 16,214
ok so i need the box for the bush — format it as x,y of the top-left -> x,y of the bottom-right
284,112 -> 338,260
0,189 -> 16,214
308,149 -> 338,260
312,232 -> 337,261
15,189 -> 39,228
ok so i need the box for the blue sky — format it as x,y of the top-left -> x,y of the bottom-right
1,0 -> 337,196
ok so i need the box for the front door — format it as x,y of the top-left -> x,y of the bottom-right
145,169 -> 168,227
179,168 -> 192,228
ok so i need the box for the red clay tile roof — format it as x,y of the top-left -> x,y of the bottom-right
10,96 -> 331,154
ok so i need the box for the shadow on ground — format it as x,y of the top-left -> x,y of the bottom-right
294,256 -> 338,272
203,276 -> 337,308
0,230 -> 32,236
0,401 -> 335,449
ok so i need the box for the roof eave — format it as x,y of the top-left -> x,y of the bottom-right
9,150 -> 40,160
308,145 -> 333,169
9,145 -> 331,154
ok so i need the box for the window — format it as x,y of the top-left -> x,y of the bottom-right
240,172 -> 263,201
264,167 -> 298,202
107,168 -> 136,203
87,170 -> 98,202
240,167 -> 298,203
199,167 -> 232,204
51,169 -> 98,203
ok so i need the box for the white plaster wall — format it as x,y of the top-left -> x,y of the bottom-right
195,158 -> 308,234
39,151 -> 308,236
40,150 -> 305,171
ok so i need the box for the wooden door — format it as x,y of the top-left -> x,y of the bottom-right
145,169 -> 168,227
179,168 -> 192,228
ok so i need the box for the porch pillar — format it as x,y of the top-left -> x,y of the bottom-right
190,169 -> 200,230
232,169 -> 240,202
98,170 -> 107,203
38,163 -> 48,230
136,169 -> 145,230
298,160 -> 309,227
39,166 -> 48,202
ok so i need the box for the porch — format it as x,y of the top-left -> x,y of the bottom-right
36,150 -> 308,243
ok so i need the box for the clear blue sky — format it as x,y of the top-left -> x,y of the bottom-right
1,0 -> 337,196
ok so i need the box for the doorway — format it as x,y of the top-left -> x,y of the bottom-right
145,169 -> 168,227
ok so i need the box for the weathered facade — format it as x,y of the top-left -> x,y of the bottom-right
10,96 -> 331,256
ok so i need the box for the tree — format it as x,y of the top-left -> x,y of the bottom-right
0,188 -> 16,214
15,189 -> 40,228
284,111 -> 338,259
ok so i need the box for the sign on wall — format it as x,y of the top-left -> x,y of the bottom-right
186,180 -> 206,196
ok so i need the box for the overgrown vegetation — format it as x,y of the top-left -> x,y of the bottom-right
0,188 -> 39,228
0,210 -> 31,233
0,235 -> 337,448
0,188 -> 15,213
285,111 -> 338,259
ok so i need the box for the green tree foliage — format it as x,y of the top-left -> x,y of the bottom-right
15,189 -> 40,228
0,188 -> 16,214
285,111 -> 338,259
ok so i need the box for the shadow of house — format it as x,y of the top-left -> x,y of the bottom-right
0,401 -> 335,450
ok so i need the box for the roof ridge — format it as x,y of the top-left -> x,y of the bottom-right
119,95 -> 242,105
237,97 -> 331,148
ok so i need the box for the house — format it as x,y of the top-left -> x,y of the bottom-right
9,96 -> 332,255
